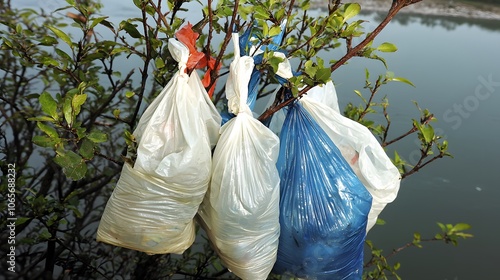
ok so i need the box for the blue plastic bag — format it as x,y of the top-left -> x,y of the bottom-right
273,101 -> 372,279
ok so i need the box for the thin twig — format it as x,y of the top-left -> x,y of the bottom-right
258,0 -> 419,122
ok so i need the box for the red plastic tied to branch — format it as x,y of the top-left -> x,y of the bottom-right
175,23 -> 219,97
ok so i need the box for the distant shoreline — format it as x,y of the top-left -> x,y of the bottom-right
311,0 -> 500,21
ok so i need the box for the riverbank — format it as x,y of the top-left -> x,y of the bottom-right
311,0 -> 500,21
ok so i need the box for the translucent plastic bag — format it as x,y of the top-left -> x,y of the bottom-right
299,81 -> 401,231
221,20 -> 292,124
97,39 -> 221,255
273,100 -> 372,279
269,81 -> 401,231
197,34 -> 280,280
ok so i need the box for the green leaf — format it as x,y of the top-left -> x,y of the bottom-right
269,25 -> 282,37
47,26 -> 73,47
388,76 -> 416,87
40,56 -> 60,67
55,48 -> 73,64
2,38 -> 14,49
315,68 -> 331,83
133,0 -> 143,9
155,57 -> 165,69
437,222 -> 446,232
39,92 -> 58,119
421,125 -> 434,144
37,122 -> 58,139
377,42 -> 398,52
120,21 -> 142,39
343,3 -> 361,22
90,16 -> 109,29
38,35 -> 58,46
39,229 -> 52,241
28,116 -> 57,122
452,223 -> 471,232
79,138 -> 95,159
15,24 -> 23,34
125,91 -> 135,98
113,109 -> 121,118
32,135 -> 57,148
72,94 -> 87,116
87,130 -> 108,143
300,0 -> 310,10
262,21 -> 269,37
15,217 -> 31,226
63,96 -> 73,127
304,60 -> 317,78
54,150 -> 87,181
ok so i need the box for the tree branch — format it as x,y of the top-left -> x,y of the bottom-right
258,0 -> 420,122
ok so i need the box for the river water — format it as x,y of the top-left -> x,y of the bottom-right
11,1 -> 500,279
343,12 -> 500,280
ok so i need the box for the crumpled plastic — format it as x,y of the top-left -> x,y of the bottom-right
269,81 -> 401,231
272,99 -> 373,279
221,20 -> 292,124
197,33 -> 280,280
299,81 -> 401,231
96,38 -> 221,255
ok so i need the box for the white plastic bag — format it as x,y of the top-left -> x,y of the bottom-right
97,39 -> 221,254
197,33 -> 280,280
299,81 -> 400,231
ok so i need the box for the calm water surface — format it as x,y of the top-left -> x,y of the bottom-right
12,1 -> 500,279
335,12 -> 500,280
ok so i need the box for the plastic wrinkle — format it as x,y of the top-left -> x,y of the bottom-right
97,38 -> 221,255
197,33 -> 280,280
273,102 -> 372,280
221,20 -> 290,124
269,81 -> 401,231
299,82 -> 400,231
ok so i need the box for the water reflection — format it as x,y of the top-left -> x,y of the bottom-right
364,10 -> 500,31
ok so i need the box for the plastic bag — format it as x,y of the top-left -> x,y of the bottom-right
299,81 -> 401,231
96,38 -> 221,255
197,33 -> 280,280
272,100 -> 372,279
221,20 -> 292,124
268,81 -> 401,231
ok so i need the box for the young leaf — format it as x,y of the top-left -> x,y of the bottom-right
113,109 -> 121,118
377,42 -> 398,52
452,223 -> 471,232
343,3 -> 361,22
388,76 -> 416,87
315,68 -> 332,83
72,94 -> 87,116
421,125 -> 434,144
269,25 -> 282,37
